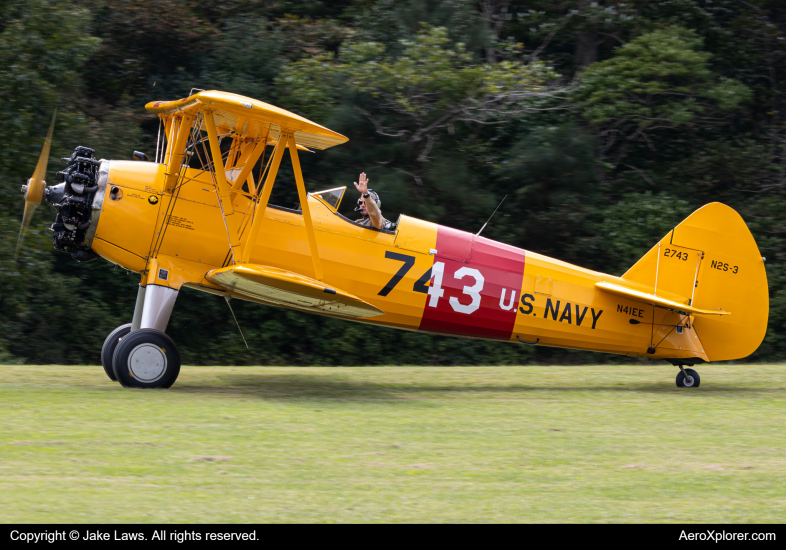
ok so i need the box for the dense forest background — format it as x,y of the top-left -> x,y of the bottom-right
1,0 -> 785,366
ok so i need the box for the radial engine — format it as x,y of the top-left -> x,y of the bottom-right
26,145 -> 104,262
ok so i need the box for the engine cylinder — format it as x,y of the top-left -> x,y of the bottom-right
47,146 -> 102,261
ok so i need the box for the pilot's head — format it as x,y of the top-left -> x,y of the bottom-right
355,189 -> 381,218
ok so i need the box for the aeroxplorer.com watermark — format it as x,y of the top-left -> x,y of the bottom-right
680,530 -> 776,542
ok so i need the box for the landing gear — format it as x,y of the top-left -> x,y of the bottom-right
112,329 -> 181,388
105,282 -> 181,388
676,366 -> 700,388
101,323 -> 131,381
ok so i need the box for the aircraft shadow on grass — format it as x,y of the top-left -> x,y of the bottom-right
167,373 -> 783,401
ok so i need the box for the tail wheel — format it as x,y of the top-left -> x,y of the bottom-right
112,329 -> 181,389
100,323 -> 131,381
676,368 -> 700,388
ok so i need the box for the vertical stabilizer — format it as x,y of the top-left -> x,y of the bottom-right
622,203 -> 768,362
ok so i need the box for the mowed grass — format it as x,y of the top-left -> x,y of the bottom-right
1,364 -> 785,523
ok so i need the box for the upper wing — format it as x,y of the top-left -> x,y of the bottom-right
145,90 -> 348,150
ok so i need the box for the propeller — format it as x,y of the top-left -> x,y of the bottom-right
15,110 -> 56,259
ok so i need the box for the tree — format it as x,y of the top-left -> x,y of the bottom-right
280,26 -> 564,168
575,27 -> 751,168
0,0 -> 99,190
2,0 -> 786,365
346,26 -> 563,162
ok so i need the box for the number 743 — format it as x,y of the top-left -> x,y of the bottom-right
378,251 -> 485,315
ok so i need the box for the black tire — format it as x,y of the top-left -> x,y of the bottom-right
112,329 -> 181,389
676,368 -> 700,388
101,323 -> 131,381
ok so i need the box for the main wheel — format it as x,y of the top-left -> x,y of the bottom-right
676,368 -> 700,388
101,323 -> 131,381
112,329 -> 181,389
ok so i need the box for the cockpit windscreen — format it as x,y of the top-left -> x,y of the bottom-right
312,187 -> 345,211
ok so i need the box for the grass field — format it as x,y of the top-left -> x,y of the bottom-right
1,364 -> 784,523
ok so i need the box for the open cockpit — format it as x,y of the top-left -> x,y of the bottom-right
310,186 -> 397,235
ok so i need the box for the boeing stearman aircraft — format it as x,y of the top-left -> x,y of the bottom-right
16,91 -> 768,388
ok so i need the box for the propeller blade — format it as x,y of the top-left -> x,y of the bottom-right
15,202 -> 38,259
25,109 -> 57,205
16,110 -> 57,259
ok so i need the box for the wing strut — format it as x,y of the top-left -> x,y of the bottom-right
164,114 -> 194,193
204,112 -> 243,263
287,130 -> 324,281
242,136 -> 288,264
237,130 -> 324,281
230,138 -> 267,197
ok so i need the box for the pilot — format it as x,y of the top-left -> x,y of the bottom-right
354,172 -> 394,230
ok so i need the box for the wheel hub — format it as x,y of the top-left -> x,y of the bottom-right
127,343 -> 167,382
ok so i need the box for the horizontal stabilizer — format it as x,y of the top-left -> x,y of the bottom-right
595,281 -> 730,316
206,264 -> 384,318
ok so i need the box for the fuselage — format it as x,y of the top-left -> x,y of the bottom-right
89,160 -> 704,362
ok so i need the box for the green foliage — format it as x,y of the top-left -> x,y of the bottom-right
85,0 -> 219,104
1,0 -> 786,366
346,27 -> 481,110
0,0 -> 99,185
196,18 -> 283,99
281,25 -> 559,161
576,27 -> 751,165
345,26 -> 558,148
276,53 -> 339,121
482,123 -> 600,263
0,0 -> 135,366
662,139 -> 774,202
346,0 -> 492,54
577,26 -> 751,121
500,124 -> 597,198
584,192 -> 693,276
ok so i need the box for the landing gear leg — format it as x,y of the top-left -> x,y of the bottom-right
112,284 -> 182,389
139,285 -> 179,332
131,284 -> 146,332
676,366 -> 701,388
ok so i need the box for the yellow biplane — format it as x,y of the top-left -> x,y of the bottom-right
17,91 -> 768,388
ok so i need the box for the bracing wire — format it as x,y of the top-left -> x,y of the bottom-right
224,296 -> 249,351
